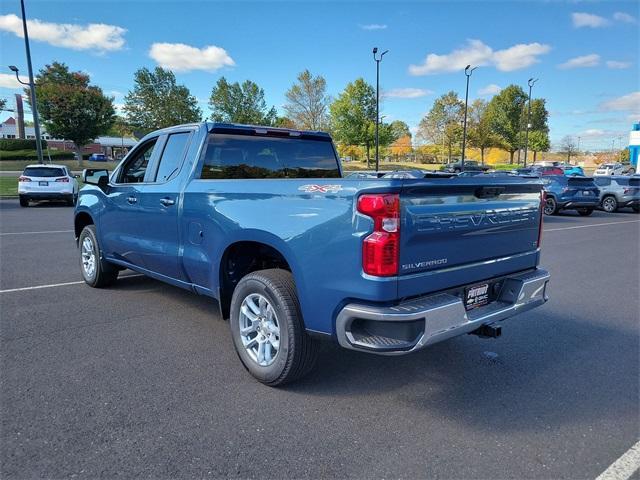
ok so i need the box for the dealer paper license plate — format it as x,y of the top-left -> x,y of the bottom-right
465,283 -> 490,310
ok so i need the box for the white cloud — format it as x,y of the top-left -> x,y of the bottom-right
0,72 -> 28,89
600,92 -> 640,114
359,24 -> 387,30
383,88 -> 432,99
149,43 -> 235,72
478,84 -> 502,96
558,54 -> 600,69
613,12 -> 637,24
408,39 -> 551,75
0,13 -> 126,51
606,60 -> 632,69
571,12 -> 610,28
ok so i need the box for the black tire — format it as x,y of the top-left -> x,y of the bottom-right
229,269 -> 317,386
633,205 -> 639,213
577,208 -> 594,216
78,225 -> 118,287
543,196 -> 558,215
601,195 -> 618,213
19,196 -> 29,207
66,194 -> 76,207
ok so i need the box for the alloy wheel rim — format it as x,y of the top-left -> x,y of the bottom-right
544,198 -> 555,215
81,237 -> 96,278
238,293 -> 280,367
603,198 -> 615,212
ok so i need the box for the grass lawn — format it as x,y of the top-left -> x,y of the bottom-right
0,159 -> 119,172
0,177 -> 86,197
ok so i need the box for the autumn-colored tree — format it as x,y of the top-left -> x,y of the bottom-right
389,135 -> 413,160
466,99 -> 498,164
417,91 -> 464,162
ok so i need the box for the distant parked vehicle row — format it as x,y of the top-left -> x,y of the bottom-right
542,175 -> 600,216
441,160 -> 490,173
18,164 -> 79,207
594,163 -> 625,176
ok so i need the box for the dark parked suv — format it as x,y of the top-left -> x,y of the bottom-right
594,176 -> 640,213
542,175 -> 600,216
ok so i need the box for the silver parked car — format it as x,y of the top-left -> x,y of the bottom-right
594,176 -> 640,213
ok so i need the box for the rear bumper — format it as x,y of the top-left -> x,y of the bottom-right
558,199 -> 599,209
19,192 -> 73,200
336,268 -> 550,355
620,198 -> 640,207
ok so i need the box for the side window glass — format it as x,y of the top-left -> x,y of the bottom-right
154,132 -> 190,182
119,139 -> 157,183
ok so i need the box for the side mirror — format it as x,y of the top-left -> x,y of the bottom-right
83,169 -> 110,190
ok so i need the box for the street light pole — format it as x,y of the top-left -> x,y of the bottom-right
461,65 -> 477,171
373,47 -> 388,172
13,0 -> 43,164
523,77 -> 538,168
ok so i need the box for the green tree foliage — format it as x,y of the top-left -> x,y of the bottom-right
33,62 -> 115,167
329,78 -> 393,166
284,70 -> 330,130
417,91 -> 464,162
389,120 -> 411,141
106,116 -> 135,138
466,99 -> 498,164
124,67 -> 201,135
209,77 -> 277,125
527,130 -> 550,163
486,85 -> 528,164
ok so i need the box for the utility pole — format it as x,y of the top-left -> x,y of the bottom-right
372,47 -> 388,171
461,65 -> 477,170
523,77 -> 538,168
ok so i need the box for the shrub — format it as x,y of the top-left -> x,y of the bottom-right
0,138 -> 48,151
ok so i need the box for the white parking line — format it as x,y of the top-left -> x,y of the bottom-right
596,441 -> 640,480
545,219 -> 640,232
0,229 -> 74,236
0,274 -> 144,294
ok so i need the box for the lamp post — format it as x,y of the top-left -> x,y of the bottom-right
523,77 -> 538,168
373,47 -> 388,171
460,65 -> 477,171
9,0 -> 43,164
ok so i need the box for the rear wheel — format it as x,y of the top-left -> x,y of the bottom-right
229,269 -> 317,386
601,196 -> 618,213
577,208 -> 594,216
79,225 -> 118,287
633,205 -> 639,213
543,196 -> 558,215
19,196 -> 29,207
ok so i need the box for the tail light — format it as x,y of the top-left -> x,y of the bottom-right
55,177 -> 69,183
537,190 -> 545,248
623,188 -> 631,194
357,193 -> 400,276
18,176 -> 31,182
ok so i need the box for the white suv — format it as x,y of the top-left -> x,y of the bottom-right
18,164 -> 79,207
594,163 -> 625,176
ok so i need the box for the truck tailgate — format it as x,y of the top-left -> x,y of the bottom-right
398,177 -> 543,298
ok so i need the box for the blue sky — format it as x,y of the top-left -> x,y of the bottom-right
1,0 -> 638,150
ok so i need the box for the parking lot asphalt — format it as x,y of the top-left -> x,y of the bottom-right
1,198 -> 639,479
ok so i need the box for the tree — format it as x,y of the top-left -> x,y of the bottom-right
389,120 -> 411,141
417,91 -> 464,162
209,77 -> 276,125
106,116 -> 134,138
124,67 -> 201,135
486,85 -> 528,164
389,135 -> 413,160
329,78 -> 376,166
274,116 -> 296,128
0,98 -> 6,111
466,99 -> 498,164
284,70 -> 330,130
560,135 -> 578,163
527,130 -> 550,163
33,62 -> 115,167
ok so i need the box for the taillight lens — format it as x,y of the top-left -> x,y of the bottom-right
55,177 -> 69,182
357,193 -> 400,276
538,190 -> 545,248
18,176 -> 31,182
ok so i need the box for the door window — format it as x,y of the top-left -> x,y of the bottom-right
119,139 -> 158,183
153,132 -> 191,182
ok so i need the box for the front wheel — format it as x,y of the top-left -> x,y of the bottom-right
79,225 -> 118,287
601,196 -> 618,213
229,269 -> 317,386
577,208 -> 594,216
544,196 -> 558,215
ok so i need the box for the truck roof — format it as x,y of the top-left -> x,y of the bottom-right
207,122 -> 332,140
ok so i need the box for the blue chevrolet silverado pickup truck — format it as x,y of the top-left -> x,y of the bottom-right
75,122 -> 550,385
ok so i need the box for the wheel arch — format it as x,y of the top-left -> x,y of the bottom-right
74,211 -> 95,243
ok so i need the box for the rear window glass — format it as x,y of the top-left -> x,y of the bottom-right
568,177 -> 595,186
23,167 -> 65,177
613,178 -> 629,186
629,178 -> 640,187
200,133 -> 340,179
595,177 -> 611,186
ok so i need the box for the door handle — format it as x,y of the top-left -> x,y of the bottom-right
160,197 -> 175,206
127,196 -> 137,204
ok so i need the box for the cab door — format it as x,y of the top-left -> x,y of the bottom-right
100,136 -> 162,267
